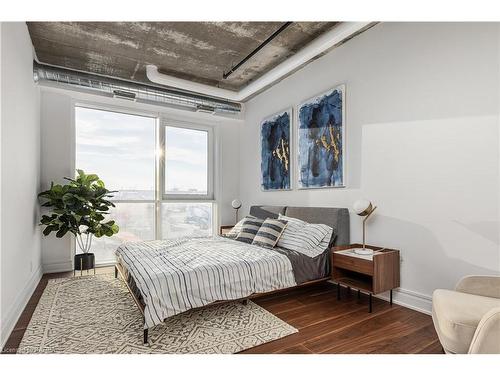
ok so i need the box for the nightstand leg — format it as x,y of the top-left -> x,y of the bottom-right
390,289 -> 393,305
337,283 -> 341,300
369,293 -> 372,313
115,266 -> 118,279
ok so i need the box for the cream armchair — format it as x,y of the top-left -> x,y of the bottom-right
432,275 -> 500,354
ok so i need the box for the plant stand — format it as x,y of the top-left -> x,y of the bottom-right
74,253 -> 96,276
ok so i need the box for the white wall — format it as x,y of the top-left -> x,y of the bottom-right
40,87 -> 242,273
240,22 -> 500,313
0,22 -> 42,347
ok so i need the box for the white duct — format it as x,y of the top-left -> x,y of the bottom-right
146,22 -> 372,102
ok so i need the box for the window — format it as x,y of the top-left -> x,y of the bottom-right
164,126 -> 208,196
162,122 -> 213,200
75,107 -> 156,200
161,202 -> 213,239
75,106 -> 215,264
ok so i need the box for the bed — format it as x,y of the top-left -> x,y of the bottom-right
114,205 -> 350,344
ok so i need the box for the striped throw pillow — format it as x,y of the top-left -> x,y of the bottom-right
252,219 -> 288,248
235,217 -> 265,244
226,216 -> 253,238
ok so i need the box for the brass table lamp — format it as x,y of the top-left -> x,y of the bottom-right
353,199 -> 377,255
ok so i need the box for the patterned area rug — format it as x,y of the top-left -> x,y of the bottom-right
18,274 -> 297,354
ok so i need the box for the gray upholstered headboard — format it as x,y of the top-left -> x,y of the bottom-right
249,205 -> 350,246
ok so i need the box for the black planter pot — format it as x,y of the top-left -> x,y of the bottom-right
74,253 -> 95,271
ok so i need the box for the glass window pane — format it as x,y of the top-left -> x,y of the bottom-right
76,107 -> 156,200
165,126 -> 208,195
86,203 -> 155,264
161,202 -> 213,239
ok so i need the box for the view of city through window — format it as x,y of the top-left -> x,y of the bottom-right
75,107 -> 213,264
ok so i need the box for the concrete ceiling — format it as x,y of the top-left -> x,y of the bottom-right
27,22 -> 338,91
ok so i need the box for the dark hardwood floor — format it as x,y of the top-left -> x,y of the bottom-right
2,267 -> 442,354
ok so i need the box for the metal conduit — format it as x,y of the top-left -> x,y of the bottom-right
33,62 -> 242,114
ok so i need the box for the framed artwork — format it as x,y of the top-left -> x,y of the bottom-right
260,108 -> 292,191
297,85 -> 345,189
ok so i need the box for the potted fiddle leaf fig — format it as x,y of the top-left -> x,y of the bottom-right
38,170 -> 119,273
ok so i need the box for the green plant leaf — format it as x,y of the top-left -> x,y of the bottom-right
38,170 -> 119,242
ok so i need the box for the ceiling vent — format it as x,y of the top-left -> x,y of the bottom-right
113,89 -> 137,101
33,62 -> 241,115
196,104 -> 215,114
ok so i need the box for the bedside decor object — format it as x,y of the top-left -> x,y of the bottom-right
353,199 -> 377,255
219,225 -> 235,236
260,109 -> 291,191
38,170 -> 120,275
231,199 -> 242,223
331,244 -> 400,312
298,85 -> 345,189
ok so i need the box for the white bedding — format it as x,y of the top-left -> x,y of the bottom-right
277,214 -> 333,258
115,236 -> 296,329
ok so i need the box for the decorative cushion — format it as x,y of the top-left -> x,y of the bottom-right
252,219 -> 288,248
277,214 -> 333,257
235,217 -> 265,244
226,216 -> 252,238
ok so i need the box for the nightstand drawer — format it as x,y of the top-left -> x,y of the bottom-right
333,253 -> 373,275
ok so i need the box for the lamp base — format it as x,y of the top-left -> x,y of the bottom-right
352,248 -> 374,256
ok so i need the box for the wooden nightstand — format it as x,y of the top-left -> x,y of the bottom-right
331,244 -> 400,312
219,225 -> 234,236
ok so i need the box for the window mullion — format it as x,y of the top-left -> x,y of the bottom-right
156,117 -> 165,240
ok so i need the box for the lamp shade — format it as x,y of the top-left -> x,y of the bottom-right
231,199 -> 242,209
353,199 -> 373,216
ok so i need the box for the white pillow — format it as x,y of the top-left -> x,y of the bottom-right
276,214 -> 307,250
277,214 -> 333,257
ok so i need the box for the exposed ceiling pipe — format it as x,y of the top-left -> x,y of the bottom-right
146,22 -> 372,102
222,22 -> 292,80
34,62 -> 241,114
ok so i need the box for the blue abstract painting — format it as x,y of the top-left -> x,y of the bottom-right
298,85 -> 345,188
260,109 -> 291,191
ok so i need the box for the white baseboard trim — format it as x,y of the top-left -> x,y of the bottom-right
43,260 -> 72,274
328,280 -> 432,315
1,265 -> 43,348
376,288 -> 432,315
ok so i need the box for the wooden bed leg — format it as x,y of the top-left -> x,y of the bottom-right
114,265 -> 118,279
144,328 -> 149,344
241,299 -> 249,306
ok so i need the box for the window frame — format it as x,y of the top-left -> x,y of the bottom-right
73,101 -> 218,264
159,118 -> 215,202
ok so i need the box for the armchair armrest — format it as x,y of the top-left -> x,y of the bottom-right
468,307 -> 500,354
455,275 -> 500,299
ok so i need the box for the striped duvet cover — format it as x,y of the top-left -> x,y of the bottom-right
115,236 -> 296,329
